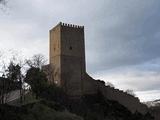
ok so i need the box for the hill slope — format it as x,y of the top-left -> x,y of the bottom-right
0,100 -> 82,120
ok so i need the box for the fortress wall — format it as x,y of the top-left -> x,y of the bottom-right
61,56 -> 83,96
50,24 -> 61,86
150,107 -> 160,120
83,73 -> 98,95
83,73 -> 148,114
60,24 -> 85,96
50,22 -> 86,96
49,22 -> 149,115
98,84 -> 148,114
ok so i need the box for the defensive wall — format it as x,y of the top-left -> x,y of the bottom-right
83,73 -> 148,114
49,22 -> 149,115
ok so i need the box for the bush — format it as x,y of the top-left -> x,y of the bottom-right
40,84 -> 66,104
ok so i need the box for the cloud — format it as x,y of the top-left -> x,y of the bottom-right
136,90 -> 160,102
92,58 -> 160,101
86,0 -> 160,73
1,0 -> 160,101
93,58 -> 160,90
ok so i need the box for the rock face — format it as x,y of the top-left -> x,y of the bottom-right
49,22 -> 149,115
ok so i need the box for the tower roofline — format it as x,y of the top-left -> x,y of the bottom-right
50,22 -> 84,31
61,22 -> 84,29
50,22 -> 62,31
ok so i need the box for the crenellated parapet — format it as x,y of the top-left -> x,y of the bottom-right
50,22 -> 84,32
59,22 -> 84,29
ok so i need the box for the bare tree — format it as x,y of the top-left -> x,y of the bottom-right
106,81 -> 115,88
26,54 -> 47,69
0,50 -> 27,104
0,51 -> 26,104
125,89 -> 136,97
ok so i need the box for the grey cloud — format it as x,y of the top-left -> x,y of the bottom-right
93,58 -> 160,92
86,0 -> 160,73
1,0 -> 160,101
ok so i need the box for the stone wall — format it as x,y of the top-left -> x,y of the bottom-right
83,73 -> 148,114
50,23 -> 61,86
49,22 -> 149,115
83,73 -> 98,95
149,106 -> 160,120
50,22 -> 86,96
99,84 -> 148,114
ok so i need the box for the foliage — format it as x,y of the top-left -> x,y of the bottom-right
0,61 -> 23,104
40,84 -> 66,104
25,67 -> 48,98
6,62 -> 22,81
0,100 -> 83,120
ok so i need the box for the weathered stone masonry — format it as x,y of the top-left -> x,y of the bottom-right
49,22 -> 148,114
50,22 -> 85,96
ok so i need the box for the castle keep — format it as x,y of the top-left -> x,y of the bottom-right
49,22 -> 148,114
50,22 -> 86,96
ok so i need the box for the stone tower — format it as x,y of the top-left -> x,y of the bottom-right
50,22 -> 86,96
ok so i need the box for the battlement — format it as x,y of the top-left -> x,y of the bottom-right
50,22 -> 84,31
60,22 -> 84,29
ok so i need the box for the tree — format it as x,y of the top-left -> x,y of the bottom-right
25,54 -> 49,99
9,62 -> 25,103
125,89 -> 136,97
40,83 -> 66,104
6,61 -> 21,81
25,67 -> 48,99
26,54 -> 47,69
0,59 -> 25,104
106,81 -> 115,88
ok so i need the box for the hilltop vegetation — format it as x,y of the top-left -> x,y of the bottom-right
0,91 -> 154,120
0,54 -> 155,120
0,100 -> 82,120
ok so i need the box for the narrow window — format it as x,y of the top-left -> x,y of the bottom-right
69,46 -> 72,50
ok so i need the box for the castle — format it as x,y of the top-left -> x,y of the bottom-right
48,22 -> 148,114
50,22 -> 85,96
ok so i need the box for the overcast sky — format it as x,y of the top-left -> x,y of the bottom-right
1,0 -> 160,102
